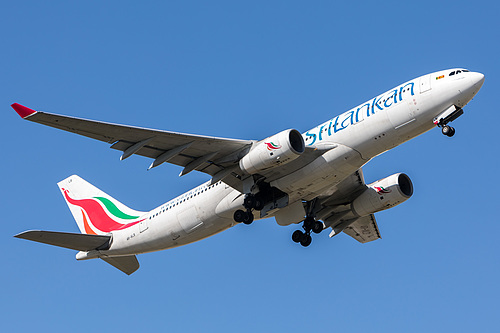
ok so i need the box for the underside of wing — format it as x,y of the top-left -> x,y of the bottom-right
313,169 -> 382,243
12,104 -> 331,192
342,214 -> 381,243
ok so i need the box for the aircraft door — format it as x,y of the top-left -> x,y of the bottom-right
139,220 -> 148,233
419,74 -> 431,93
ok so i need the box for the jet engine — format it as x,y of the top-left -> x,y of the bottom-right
351,173 -> 413,217
239,129 -> 305,175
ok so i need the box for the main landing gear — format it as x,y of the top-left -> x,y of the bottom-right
292,216 -> 324,247
233,193 -> 263,225
234,184 -> 287,225
233,209 -> 254,224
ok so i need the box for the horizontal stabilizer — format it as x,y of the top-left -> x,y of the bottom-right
15,230 -> 111,251
101,255 -> 139,275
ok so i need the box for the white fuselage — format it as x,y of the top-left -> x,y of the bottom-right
102,69 -> 484,257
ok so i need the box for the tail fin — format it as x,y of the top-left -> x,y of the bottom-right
57,175 -> 147,235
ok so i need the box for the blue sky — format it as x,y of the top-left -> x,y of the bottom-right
2,1 -> 499,332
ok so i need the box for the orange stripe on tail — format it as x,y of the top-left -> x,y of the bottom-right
82,209 -> 97,235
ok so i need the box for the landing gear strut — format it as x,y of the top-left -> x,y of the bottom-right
434,106 -> 463,137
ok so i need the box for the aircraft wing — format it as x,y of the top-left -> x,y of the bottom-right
342,214 -> 381,243
316,169 -> 382,243
12,103 -> 253,187
12,103 -> 330,191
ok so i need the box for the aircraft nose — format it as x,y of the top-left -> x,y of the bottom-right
470,72 -> 485,88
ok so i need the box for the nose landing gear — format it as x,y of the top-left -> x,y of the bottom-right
434,105 -> 463,137
292,216 -> 324,247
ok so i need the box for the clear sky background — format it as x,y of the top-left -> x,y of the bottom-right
1,1 -> 499,332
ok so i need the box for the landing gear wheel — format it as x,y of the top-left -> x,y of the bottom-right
254,198 -> 264,211
292,230 -> 304,243
303,217 -> 315,230
234,209 -> 246,223
442,125 -> 455,137
300,234 -> 312,247
242,211 -> 254,225
243,196 -> 256,210
312,221 -> 323,234
448,126 -> 455,137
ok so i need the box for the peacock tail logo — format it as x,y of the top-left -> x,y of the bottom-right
265,142 -> 281,150
62,188 -> 144,235
374,186 -> 391,194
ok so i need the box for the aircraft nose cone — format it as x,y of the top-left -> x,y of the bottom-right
471,72 -> 485,88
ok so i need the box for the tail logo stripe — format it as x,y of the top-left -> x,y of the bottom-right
93,197 -> 140,220
62,189 -> 144,233
82,209 -> 97,235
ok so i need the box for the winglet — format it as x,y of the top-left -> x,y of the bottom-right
11,103 -> 37,119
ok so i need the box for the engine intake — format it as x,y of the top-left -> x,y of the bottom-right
239,129 -> 305,175
351,173 -> 413,217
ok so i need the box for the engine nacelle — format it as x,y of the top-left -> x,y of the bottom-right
351,173 -> 413,217
239,129 -> 305,175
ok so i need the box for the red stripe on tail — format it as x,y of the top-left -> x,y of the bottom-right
62,188 -> 143,233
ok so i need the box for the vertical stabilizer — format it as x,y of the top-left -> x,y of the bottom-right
57,175 -> 146,235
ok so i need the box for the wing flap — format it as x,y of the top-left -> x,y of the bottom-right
14,230 -> 111,251
343,214 -> 381,243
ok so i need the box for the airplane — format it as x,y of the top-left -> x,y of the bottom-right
13,68 -> 485,275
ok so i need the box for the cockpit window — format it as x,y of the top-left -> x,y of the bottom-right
450,69 -> 470,76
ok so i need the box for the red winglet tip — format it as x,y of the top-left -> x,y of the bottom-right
11,103 -> 37,118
